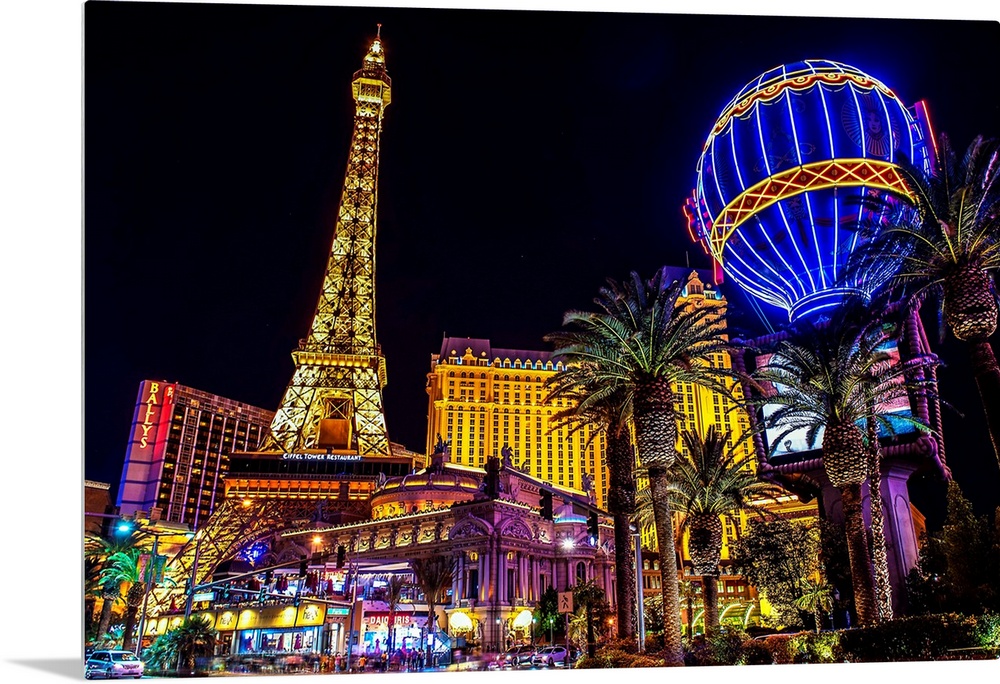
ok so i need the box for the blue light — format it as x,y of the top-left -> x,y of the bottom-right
688,60 -> 932,321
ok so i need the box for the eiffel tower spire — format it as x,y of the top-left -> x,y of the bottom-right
262,31 -> 392,456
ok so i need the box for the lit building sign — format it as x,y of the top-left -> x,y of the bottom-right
281,453 -> 363,461
756,340 -> 916,459
135,381 -> 175,450
686,59 -> 933,321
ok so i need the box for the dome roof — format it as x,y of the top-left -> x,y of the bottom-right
370,463 -> 483,511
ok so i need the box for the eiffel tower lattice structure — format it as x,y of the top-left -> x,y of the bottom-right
146,30 -> 406,616
261,27 -> 393,458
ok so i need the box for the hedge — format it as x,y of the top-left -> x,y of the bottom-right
577,612 -> 999,668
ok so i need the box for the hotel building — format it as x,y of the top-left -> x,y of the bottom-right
117,380 -> 274,528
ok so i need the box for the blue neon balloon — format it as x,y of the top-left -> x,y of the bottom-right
686,60 -> 933,321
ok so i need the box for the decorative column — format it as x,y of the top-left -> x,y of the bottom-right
479,550 -> 488,603
498,550 -> 507,606
455,553 -> 465,604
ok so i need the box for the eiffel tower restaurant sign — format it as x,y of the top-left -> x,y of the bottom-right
280,452 -> 362,462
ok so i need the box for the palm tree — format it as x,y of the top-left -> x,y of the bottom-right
545,365 -> 636,640
545,268 -> 740,664
794,578 -> 834,633
98,547 -> 145,651
85,532 -> 137,643
141,616 -> 217,674
385,575 -> 408,654
852,134 -> 1000,467
410,556 -> 454,666
172,616 -> 218,673
666,426 -> 783,633
751,299 -> 939,625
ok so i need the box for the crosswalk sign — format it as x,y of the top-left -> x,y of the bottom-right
558,591 -> 573,613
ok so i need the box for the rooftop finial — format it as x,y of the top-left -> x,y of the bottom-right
377,23 -> 382,39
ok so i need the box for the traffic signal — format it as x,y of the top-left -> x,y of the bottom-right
336,545 -> 346,569
587,512 -> 599,538
264,570 -> 273,585
299,556 -> 308,576
540,491 -> 553,520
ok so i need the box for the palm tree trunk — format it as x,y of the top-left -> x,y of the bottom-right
121,582 -> 145,651
426,601 -> 435,667
387,607 -> 396,654
813,607 -> 821,634
607,429 -> 637,640
121,606 -> 138,651
970,338 -> 1000,470
686,595 -> 694,638
701,574 -> 719,633
97,589 -> 117,639
866,426 -> 893,622
586,601 -> 596,658
648,467 -> 684,665
612,510 -> 637,640
840,483 -> 877,626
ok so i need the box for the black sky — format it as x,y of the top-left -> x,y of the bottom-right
84,2 -> 1000,528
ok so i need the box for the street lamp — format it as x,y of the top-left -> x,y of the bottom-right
344,555 -> 359,673
133,521 -> 192,656
633,531 -> 645,652
183,529 -> 205,621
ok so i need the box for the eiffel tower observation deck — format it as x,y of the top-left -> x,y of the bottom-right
149,30 -> 414,611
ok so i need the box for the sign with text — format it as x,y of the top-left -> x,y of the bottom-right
282,453 -> 362,462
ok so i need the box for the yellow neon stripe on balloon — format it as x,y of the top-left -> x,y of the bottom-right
707,158 -> 915,259
712,71 -> 895,138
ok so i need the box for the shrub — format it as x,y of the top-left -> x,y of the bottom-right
752,634 -> 796,664
574,648 -> 633,669
839,613 -> 991,662
628,655 -> 664,668
787,631 -> 844,663
684,628 -> 749,666
643,633 -> 664,652
971,612 -> 1000,653
600,637 -> 639,655
738,641 -> 774,665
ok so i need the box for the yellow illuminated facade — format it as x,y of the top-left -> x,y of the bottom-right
425,338 -> 610,508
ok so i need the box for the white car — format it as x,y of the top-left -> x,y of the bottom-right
85,650 -> 144,679
531,646 -> 568,667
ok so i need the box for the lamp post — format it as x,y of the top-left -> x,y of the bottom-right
132,520 -> 192,657
633,531 -> 645,652
344,558 -> 359,673
135,534 -> 159,656
183,530 -> 204,621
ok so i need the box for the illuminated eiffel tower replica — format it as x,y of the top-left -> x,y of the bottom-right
152,29 -> 412,610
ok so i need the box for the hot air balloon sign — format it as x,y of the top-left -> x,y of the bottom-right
685,60 -> 934,321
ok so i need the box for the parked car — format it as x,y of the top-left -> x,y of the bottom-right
500,645 -> 536,667
85,650 -> 144,679
531,646 -> 569,667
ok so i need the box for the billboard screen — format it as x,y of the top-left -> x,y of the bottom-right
756,340 -> 917,460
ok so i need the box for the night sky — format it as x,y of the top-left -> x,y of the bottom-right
84,2 -> 1000,529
